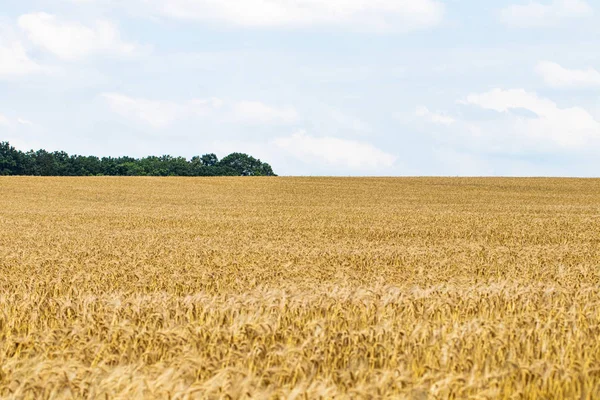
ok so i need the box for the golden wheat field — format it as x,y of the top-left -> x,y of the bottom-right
2,177 -> 600,399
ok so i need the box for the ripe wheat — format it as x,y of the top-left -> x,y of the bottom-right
1,177 -> 600,399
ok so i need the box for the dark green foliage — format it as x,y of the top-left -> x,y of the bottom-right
0,142 -> 18,175
218,153 -> 276,176
0,141 -> 277,177
200,153 -> 219,167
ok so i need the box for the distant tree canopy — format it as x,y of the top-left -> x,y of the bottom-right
0,141 -> 276,177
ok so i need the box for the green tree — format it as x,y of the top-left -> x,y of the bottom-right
200,153 -> 218,167
0,141 -> 277,176
33,150 -> 58,176
218,153 -> 276,176
0,142 -> 18,175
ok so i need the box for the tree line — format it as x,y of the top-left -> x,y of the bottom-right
0,141 -> 276,176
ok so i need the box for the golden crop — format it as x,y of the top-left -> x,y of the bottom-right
1,177 -> 600,399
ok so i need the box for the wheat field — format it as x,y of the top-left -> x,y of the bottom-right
1,177 -> 600,399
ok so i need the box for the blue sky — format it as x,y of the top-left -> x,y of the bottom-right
1,0 -> 599,176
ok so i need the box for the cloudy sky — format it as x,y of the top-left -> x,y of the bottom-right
1,0 -> 599,176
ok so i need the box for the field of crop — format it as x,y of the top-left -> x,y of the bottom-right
1,177 -> 600,399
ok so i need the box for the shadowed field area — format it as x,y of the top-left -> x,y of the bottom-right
2,177 -> 600,399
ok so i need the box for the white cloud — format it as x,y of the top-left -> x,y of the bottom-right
102,93 -> 181,128
463,88 -> 600,150
102,93 -> 223,128
274,130 -> 396,170
0,114 -> 36,129
500,0 -> 593,27
0,39 -> 44,78
18,13 -> 140,60
17,118 -> 35,126
151,0 -> 444,32
233,101 -> 298,125
102,93 -> 296,128
415,106 -> 455,125
536,61 -> 600,88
